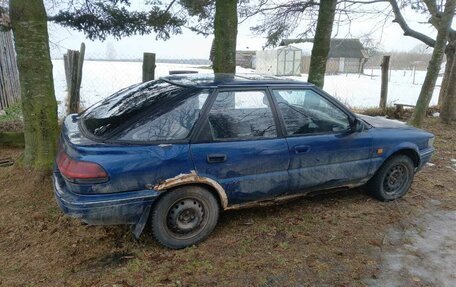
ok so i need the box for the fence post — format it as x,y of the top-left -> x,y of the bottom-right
64,43 -> 85,114
412,65 -> 416,85
142,53 -> 156,82
379,55 -> 390,110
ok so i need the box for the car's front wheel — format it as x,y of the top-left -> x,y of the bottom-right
151,186 -> 219,249
367,155 -> 415,201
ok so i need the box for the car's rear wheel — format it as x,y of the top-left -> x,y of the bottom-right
151,186 -> 219,249
367,155 -> 415,201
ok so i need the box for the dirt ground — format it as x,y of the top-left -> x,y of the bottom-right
0,118 -> 455,287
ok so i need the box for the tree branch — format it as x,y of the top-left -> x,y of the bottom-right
422,0 -> 441,28
389,0 -> 436,47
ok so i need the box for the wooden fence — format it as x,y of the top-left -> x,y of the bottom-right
0,11 -> 20,111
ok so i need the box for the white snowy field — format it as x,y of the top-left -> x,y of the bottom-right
52,60 -> 442,118
309,69 -> 442,109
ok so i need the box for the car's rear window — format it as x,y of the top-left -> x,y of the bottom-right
81,80 -> 188,138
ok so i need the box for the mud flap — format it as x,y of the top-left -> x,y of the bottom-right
131,204 -> 152,239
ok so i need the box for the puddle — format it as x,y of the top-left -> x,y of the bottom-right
366,210 -> 456,286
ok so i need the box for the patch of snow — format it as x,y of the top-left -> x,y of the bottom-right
366,210 -> 456,287
426,162 -> 435,167
432,112 -> 440,117
446,166 -> 456,173
450,159 -> 456,163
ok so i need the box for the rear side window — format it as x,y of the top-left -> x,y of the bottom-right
81,80 -> 192,139
206,90 -> 277,140
117,91 -> 209,141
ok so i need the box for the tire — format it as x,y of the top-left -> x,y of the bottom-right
151,186 -> 219,249
367,155 -> 415,201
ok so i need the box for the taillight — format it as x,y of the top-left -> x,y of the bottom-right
57,151 -> 108,183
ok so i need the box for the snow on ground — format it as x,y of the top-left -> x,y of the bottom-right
366,208 -> 456,287
290,69 -> 442,109
52,60 -> 441,118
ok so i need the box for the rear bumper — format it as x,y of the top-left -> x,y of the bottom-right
417,147 -> 435,171
53,171 -> 159,225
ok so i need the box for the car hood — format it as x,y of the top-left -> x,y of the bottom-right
357,114 -> 412,129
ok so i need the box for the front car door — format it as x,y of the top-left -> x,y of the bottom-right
270,87 -> 373,193
190,88 -> 290,205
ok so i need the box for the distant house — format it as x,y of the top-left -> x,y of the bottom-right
280,38 -> 369,74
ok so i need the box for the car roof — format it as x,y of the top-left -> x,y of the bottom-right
160,73 -> 314,88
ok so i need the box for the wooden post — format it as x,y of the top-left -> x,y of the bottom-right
379,55 -> 390,110
0,19 -> 20,111
64,43 -> 85,114
412,65 -> 416,85
75,43 -> 85,104
142,53 -> 156,82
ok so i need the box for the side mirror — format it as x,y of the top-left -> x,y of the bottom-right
349,118 -> 364,133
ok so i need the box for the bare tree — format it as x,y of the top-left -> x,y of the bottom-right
242,0 -> 393,87
389,0 -> 456,127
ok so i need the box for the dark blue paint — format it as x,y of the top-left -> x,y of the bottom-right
60,115 -> 195,195
286,130 -> 373,192
54,170 -> 158,225
191,138 -> 290,204
53,75 -> 435,236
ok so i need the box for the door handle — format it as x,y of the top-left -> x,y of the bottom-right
294,145 -> 311,154
207,154 -> 227,163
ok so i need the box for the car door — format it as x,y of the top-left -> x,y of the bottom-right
270,87 -> 373,193
190,88 -> 290,205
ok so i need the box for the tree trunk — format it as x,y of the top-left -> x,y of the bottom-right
437,45 -> 455,106
440,45 -> 456,123
440,63 -> 456,123
438,31 -> 456,106
213,0 -> 237,73
307,0 -> 337,88
409,0 -> 456,127
9,0 -> 59,170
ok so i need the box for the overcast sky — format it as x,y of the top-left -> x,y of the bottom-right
46,0 -> 452,60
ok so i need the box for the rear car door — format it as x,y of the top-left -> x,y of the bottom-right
190,88 -> 290,205
270,88 -> 373,193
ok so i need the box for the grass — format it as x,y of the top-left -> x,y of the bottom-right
0,102 -> 22,122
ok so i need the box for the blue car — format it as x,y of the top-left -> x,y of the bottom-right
53,74 -> 435,249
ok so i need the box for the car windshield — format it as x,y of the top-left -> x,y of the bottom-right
81,80 -> 189,138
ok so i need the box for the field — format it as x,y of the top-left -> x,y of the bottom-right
0,119 -> 455,286
51,60 -> 442,117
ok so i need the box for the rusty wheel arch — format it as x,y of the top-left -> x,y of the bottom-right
153,171 -> 229,210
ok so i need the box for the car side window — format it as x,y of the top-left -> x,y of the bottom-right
117,91 -> 209,141
206,90 -> 277,140
272,89 -> 350,135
